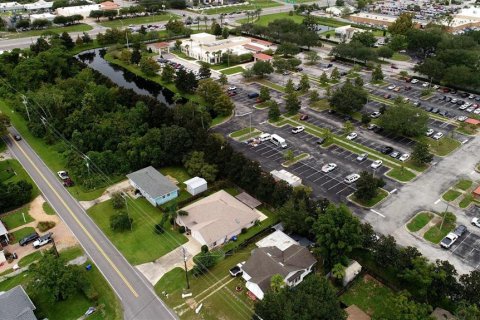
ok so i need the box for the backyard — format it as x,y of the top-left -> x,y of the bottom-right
0,158 -> 39,199
0,205 -> 34,229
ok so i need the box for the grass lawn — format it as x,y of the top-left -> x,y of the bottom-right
87,198 -> 187,265
220,66 -> 244,75
0,206 -> 34,229
230,127 -> 256,138
42,202 -> 56,215
204,0 -> 280,15
310,99 -> 330,111
211,113 -> 231,127
254,79 -> 286,93
3,24 -> 92,39
171,49 -> 197,61
59,245 -> 84,262
391,52 -> 410,61
341,275 -> 397,318
418,136 -> 461,156
0,101 -> 108,201
424,214 -> 456,244
386,167 -> 416,182
442,189 -> 462,202
0,159 -> 39,200
459,195 -> 475,209
351,189 -> 388,208
282,153 -> 309,167
455,179 -> 473,191
407,211 -> 433,232
99,14 -> 175,28
18,251 -> 43,267
237,12 -> 303,26
10,227 -> 36,244
314,16 -> 349,28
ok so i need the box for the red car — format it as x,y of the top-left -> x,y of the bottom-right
443,88 -> 451,93
63,178 -> 74,187
227,91 -> 237,97
300,114 -> 309,120
255,98 -> 264,104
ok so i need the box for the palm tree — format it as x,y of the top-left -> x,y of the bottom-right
270,274 -> 284,293
195,16 -> 201,30
219,13 -> 225,27
203,16 -> 208,30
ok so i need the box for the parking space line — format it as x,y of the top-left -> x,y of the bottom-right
328,181 -> 343,190
370,209 -> 385,218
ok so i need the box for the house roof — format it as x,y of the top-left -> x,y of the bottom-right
346,305 -> 371,320
0,221 -> 7,236
250,38 -> 272,46
473,185 -> 480,196
253,53 -> 273,61
0,285 -> 37,320
243,44 -> 264,52
242,244 -> 316,294
178,190 -> 260,245
184,177 -> 207,189
126,166 -> 178,199
235,192 -> 261,209
149,42 -> 170,49
256,230 -> 298,251
100,1 -> 119,10
466,118 -> 480,125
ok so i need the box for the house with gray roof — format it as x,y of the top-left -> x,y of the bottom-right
127,166 -> 179,206
0,285 -> 37,320
241,244 -> 316,300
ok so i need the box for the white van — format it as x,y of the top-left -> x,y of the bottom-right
270,134 -> 287,148
259,133 -> 271,142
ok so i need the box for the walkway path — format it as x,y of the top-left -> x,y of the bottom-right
79,179 -> 131,210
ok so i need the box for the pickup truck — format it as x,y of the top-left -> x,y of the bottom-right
440,232 -> 458,249
33,233 -> 53,249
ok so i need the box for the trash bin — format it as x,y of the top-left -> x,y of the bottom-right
86,264 -> 92,271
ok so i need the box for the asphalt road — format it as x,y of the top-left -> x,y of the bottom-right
4,128 -> 177,320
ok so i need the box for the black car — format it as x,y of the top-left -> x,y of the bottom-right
456,100 -> 465,105
446,97 -> 452,102
431,108 -> 439,113
461,92 -> 469,98
439,110 -> 448,117
441,95 -> 447,101
13,134 -> 21,141
247,92 -> 259,99
380,146 -> 394,154
19,232 -> 39,246
426,106 -> 434,112
316,137 -> 326,145
454,225 -> 467,237
373,126 -> 383,133
229,265 -> 243,277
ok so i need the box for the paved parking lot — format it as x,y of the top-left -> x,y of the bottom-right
450,231 -> 480,269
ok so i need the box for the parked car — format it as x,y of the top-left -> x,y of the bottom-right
57,171 -> 69,180
346,132 -> 358,140
383,94 -> 391,99
390,64 -> 398,69
469,94 -> 476,99
229,263 -> 244,277
367,123 -> 377,130
247,92 -> 259,99
440,232 -> 458,249
390,151 -> 400,158
63,178 -> 74,187
431,108 -> 439,113
451,98 -> 458,104
259,133 -> 271,142
300,114 -> 309,121
370,160 -> 382,169
19,232 -> 39,246
387,84 -> 396,90
439,110 -> 448,117
399,154 -> 410,162
467,106 -> 477,113
471,217 -> 480,228
321,163 -> 337,173
454,225 -> 467,237
380,146 -> 394,154
411,79 -> 419,84
370,111 -> 381,118
33,233 -> 53,249
373,126 -> 383,133
356,153 -> 368,162
457,115 -> 468,122
316,137 -> 326,145
433,132 -> 444,140
292,126 -> 305,134
344,173 -> 360,184
422,82 -> 429,87
426,129 -> 434,136
445,97 -> 452,102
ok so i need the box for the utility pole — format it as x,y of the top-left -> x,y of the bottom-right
21,95 -> 30,122
440,202 -> 450,231
182,247 -> 190,289
121,192 -> 133,231
83,154 -> 90,175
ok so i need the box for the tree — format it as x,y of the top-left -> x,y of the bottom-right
412,141 -> 433,165
389,292 -> 433,320
331,263 -> 346,285
53,15 -> 69,26
343,120 -> 354,135
285,93 -> 300,115
251,60 -> 274,78
161,64 -> 175,83
81,32 -> 92,43
414,58 -> 445,82
377,46 -> 394,60
276,42 -> 300,57
320,72 -> 329,85
351,31 -> 377,47
285,79 -> 295,94
210,21 -> 222,36
400,256 -> 434,300
388,34 -> 408,51
259,86 -> 271,102
175,69 -> 198,93
270,274 -> 284,293
354,171 -> 385,201
198,62 -> 211,79
309,90 -> 319,104
305,50 -> 319,65
192,251 -> 217,275
222,27 -> 229,39
111,192 -> 125,209
371,64 -> 384,82
29,252 -> 83,303
361,113 -> 371,125
456,301 -> 480,320
330,67 -> 340,81
299,74 -> 310,91
378,102 -> 428,137
196,78 -> 223,105
184,151 -> 218,182
354,76 -> 364,87
139,56 -> 160,76
460,270 -> 480,305
110,212 -> 133,232
268,100 -> 281,121
218,73 -> 228,85
373,235 -> 400,268
255,275 -> 347,320
314,204 -> 362,267
16,19 -> 30,29
213,94 -> 234,116
130,48 -> 141,64
277,198 -> 315,236
335,0 -> 344,6
0,113 -> 10,136
89,10 -> 104,21
388,12 -> 415,35
283,149 -> 294,162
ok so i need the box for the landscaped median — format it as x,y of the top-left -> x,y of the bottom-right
220,66 -> 244,75
406,211 -> 433,232
416,136 -> 461,157
441,178 -> 479,209
423,212 -> 456,244
229,127 -> 261,142
348,189 -> 389,208
282,153 -> 309,167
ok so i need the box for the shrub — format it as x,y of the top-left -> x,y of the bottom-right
111,192 -> 125,209
110,212 -> 132,232
154,223 -> 165,234
80,281 -> 99,302
201,245 -> 209,253
241,228 -> 247,234
37,221 -> 56,232
179,226 -> 186,234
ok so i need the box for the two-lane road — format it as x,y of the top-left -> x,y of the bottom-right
4,129 -> 177,320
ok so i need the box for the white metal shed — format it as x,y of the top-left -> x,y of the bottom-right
184,177 -> 207,196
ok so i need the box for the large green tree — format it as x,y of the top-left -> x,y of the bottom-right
251,61 -> 274,78
388,13 -> 415,35
378,102 -> 428,137
354,171 -> 385,202
329,80 -> 367,115
412,141 -> 433,165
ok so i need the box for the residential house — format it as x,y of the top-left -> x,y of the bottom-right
242,244 -> 316,300
0,285 -> 37,320
126,166 -> 179,206
0,221 -> 10,246
176,190 -> 260,248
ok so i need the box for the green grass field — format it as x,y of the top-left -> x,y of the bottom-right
4,24 -> 92,39
220,66 -> 244,75
87,198 -> 187,265
406,211 -> 433,232
42,202 -> 56,215
237,12 -> 303,26
455,179 -> 473,191
0,206 -> 33,229
386,167 -> 416,182
10,226 -> 36,243
203,0 -> 281,15
418,136 -> 461,157
0,158 -> 39,201
442,189 -> 462,202
99,14 -> 175,28
18,251 -> 43,267
423,213 -> 456,244
459,195 -> 475,209
391,52 -> 410,61
352,189 -> 388,208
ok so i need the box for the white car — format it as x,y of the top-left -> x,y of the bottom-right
227,86 -> 237,91
399,153 -> 410,162
258,133 -> 271,142
474,108 -> 480,115
467,106 -> 477,113
451,98 -> 458,104
457,115 -> 468,122
425,129 -> 434,136
440,232 -> 458,249
33,233 -> 53,249
370,160 -> 382,169
57,171 -> 69,180
463,102 -> 471,108
387,85 -> 396,90
344,173 -> 360,184
291,126 -> 305,134
433,85 -> 439,89
411,79 -> 419,84
370,111 -> 381,118
346,132 -> 358,140
321,163 -> 337,173
422,82 -> 429,87
472,217 -> 480,228
433,132 -> 444,140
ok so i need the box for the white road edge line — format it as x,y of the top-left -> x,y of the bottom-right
370,209 -> 385,218
434,198 -> 441,204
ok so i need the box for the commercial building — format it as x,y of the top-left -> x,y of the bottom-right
24,0 -> 53,12
348,12 -> 424,29
0,2 -> 23,13
0,285 -> 37,320
180,33 -> 271,63
56,4 -> 101,18
126,166 -> 179,206
334,25 -> 366,42
29,13 -> 56,23
270,169 -> 302,187
176,190 -> 260,248
147,41 -> 171,55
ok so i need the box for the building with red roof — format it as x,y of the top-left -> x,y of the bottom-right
253,53 -> 273,62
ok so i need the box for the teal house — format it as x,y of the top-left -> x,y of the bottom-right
127,166 -> 179,206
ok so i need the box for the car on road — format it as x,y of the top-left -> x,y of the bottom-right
367,123 -> 378,130
63,178 -> 74,187
292,126 -> 305,134
356,153 -> 368,162
426,129 -> 434,136
399,153 -> 410,162
370,111 -> 381,118
440,233 -> 458,249
390,151 -> 400,158
321,163 -> 337,173
300,114 -> 309,121
344,173 -> 360,184
259,133 -> 271,142
282,71 -> 290,75
13,134 -> 21,141
370,160 -> 382,169
387,85 -> 396,90
229,263 -> 244,277
227,86 -> 237,92
433,132 -> 444,140
33,232 -> 53,249
411,79 -> 419,84
227,91 -> 237,97
19,232 -> 39,246
454,225 -> 467,237
457,115 -> 468,122
471,217 -> 480,228
57,171 -> 69,180
346,132 -> 358,140
380,146 -> 394,154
